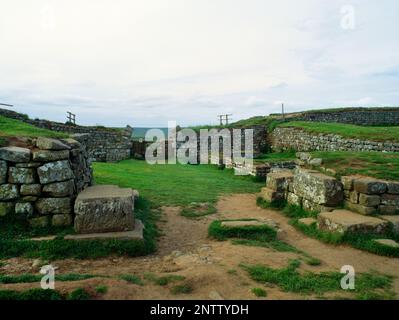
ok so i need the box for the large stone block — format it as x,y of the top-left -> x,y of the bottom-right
386,181 -> 399,194
380,215 -> 399,234
0,202 -> 15,217
36,198 -> 71,215
266,171 -> 293,191
15,202 -> 34,215
344,201 -> 378,215
287,192 -> 302,207
29,216 -> 49,228
74,185 -> 135,234
379,205 -> 398,215
381,194 -> 399,206
37,160 -> 74,184
8,167 -> 36,184
15,162 -> 42,168
318,210 -> 389,234
32,150 -> 70,162
52,214 -> 73,227
292,169 -> 343,206
260,187 -> 285,203
302,199 -> 335,213
353,178 -> 387,195
0,160 -> 7,184
0,184 -> 19,200
36,137 -> 70,151
0,147 -> 31,162
341,176 -> 360,191
20,184 -> 41,196
358,194 -> 380,207
42,180 -> 75,197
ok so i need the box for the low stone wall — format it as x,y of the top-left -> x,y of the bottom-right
0,107 -> 133,163
0,137 -> 92,228
271,127 -> 399,153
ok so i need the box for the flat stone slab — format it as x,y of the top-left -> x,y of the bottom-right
380,215 -> 399,233
298,217 -> 317,226
373,239 -> 399,248
221,220 -> 267,228
318,210 -> 389,234
74,185 -> 135,234
65,219 -> 144,241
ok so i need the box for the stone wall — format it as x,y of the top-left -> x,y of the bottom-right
0,107 -> 133,162
270,127 -> 399,153
283,107 -> 399,126
0,137 -> 92,228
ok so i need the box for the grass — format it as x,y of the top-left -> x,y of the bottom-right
170,283 -> 193,295
180,203 -> 217,218
0,115 -> 68,138
251,287 -> 267,297
310,151 -> 399,180
0,198 -> 159,260
242,259 -> 395,299
254,151 -> 296,164
144,273 -> 185,286
95,285 -> 108,294
0,273 -> 96,284
120,274 -> 144,286
208,220 -> 277,242
278,121 -> 399,142
67,288 -> 92,300
93,159 -> 263,207
0,288 -> 64,300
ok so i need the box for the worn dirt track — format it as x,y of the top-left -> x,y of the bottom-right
1,194 -> 398,300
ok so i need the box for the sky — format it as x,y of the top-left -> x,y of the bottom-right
0,0 -> 398,127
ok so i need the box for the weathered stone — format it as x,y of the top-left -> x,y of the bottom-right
379,205 -> 398,215
381,194 -> 399,206
32,150 -> 70,162
341,176 -> 359,191
287,192 -> 302,206
345,201 -> 378,215
0,184 -> 19,200
8,167 -> 35,184
373,239 -> 399,248
380,215 -> 399,233
0,160 -> 7,184
221,220 -> 270,228
318,210 -> 389,234
42,180 -> 74,197
298,217 -> 317,226
15,202 -> 34,215
22,196 -> 38,202
20,184 -> 41,196
15,162 -> 42,168
296,152 -> 312,161
36,198 -> 71,215
0,202 -> 15,217
132,189 -> 140,200
266,171 -> 293,191
349,191 -> 359,204
386,181 -> 399,194
74,185 -> 135,234
60,138 -> 81,149
0,147 -> 31,162
292,169 -> 343,206
51,214 -> 73,227
358,194 -> 380,207
260,187 -> 285,203
309,158 -> 323,166
353,178 -> 387,194
302,199 -> 335,213
36,137 -> 70,150
37,160 -> 74,184
29,216 -> 49,228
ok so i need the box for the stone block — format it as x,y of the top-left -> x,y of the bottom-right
74,185 -> 135,234
36,198 -> 71,215
32,150 -> 70,162
22,196 -> 38,202
8,167 -> 35,184
52,214 -> 73,227
36,137 -> 70,150
344,201 -> 378,215
29,216 -> 49,228
37,160 -> 74,184
0,147 -> 31,162
42,180 -> 75,197
296,152 -> 312,161
298,217 -> 317,226
20,184 -> 41,196
341,176 -> 359,191
15,162 -> 42,168
0,160 -> 7,184
309,158 -> 323,166
386,181 -> 399,194
287,192 -> 302,207
372,239 -> 399,248
0,184 -> 19,200
0,202 -> 15,217
349,191 -> 359,204
353,178 -> 387,194
260,187 -> 285,203
379,205 -> 398,215
358,194 -> 380,207
302,199 -> 335,213
318,210 -> 389,235
292,169 -> 343,206
381,194 -> 399,206
15,202 -> 34,215
380,215 -> 399,234
266,171 -> 293,191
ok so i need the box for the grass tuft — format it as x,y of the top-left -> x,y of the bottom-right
251,287 -> 267,297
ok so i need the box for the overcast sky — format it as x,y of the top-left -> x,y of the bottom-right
0,0 -> 398,127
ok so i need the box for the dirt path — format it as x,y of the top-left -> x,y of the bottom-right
1,194 -> 398,300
